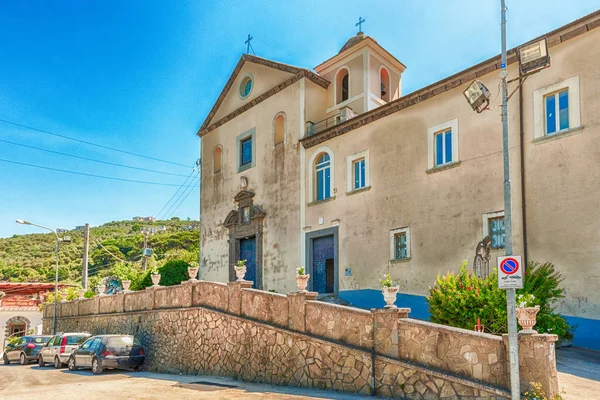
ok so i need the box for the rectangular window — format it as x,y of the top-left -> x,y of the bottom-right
390,227 -> 410,261
353,158 -> 365,190
435,129 -> 452,166
545,89 -> 569,135
395,232 -> 408,259
488,216 -> 505,249
241,137 -> 252,166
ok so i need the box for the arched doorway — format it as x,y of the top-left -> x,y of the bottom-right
5,316 -> 30,338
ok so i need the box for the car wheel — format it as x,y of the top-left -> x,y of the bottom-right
67,356 -> 78,371
38,355 -> 46,367
2,353 -> 9,365
19,353 -> 27,365
92,357 -> 103,375
134,364 -> 143,372
54,356 -> 62,369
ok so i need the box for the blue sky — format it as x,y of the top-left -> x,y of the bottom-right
0,1 -> 597,238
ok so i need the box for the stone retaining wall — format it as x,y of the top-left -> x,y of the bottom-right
44,280 -> 558,398
46,306 -> 510,399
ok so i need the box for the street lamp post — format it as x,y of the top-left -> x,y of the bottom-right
16,219 -> 60,335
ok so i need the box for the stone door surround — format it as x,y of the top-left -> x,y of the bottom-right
224,190 -> 266,289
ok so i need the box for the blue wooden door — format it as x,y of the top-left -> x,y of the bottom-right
240,238 -> 257,287
312,235 -> 335,294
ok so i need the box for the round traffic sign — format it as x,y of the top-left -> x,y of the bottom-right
499,257 -> 519,275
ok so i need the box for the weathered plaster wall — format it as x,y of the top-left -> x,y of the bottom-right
200,78 -> 303,292
303,27 -> 600,324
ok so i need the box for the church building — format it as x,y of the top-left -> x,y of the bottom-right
196,11 -> 600,350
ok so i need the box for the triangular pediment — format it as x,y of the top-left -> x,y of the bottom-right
197,55 -> 329,136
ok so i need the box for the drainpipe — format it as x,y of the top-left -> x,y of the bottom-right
519,77 -> 528,265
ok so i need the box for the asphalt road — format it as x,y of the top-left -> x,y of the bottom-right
0,363 -> 375,400
556,347 -> 600,400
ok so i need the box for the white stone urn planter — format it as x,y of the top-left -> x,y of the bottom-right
382,286 -> 399,308
234,266 -> 247,281
122,280 -> 131,291
96,284 -> 105,296
296,274 -> 310,292
187,266 -> 199,281
151,273 -> 161,287
78,290 -> 85,299
516,305 -> 540,333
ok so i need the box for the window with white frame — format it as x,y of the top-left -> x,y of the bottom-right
533,75 -> 581,140
427,118 -> 459,170
544,89 -> 569,135
346,150 -> 370,193
482,211 -> 505,250
389,227 -> 410,260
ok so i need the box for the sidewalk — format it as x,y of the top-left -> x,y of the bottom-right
556,346 -> 600,400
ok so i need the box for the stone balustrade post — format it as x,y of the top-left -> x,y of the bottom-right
287,291 -> 318,333
503,333 -> 559,398
371,307 -> 411,358
227,281 -> 253,316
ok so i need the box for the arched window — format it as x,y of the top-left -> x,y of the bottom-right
380,67 -> 390,102
315,153 -> 331,201
273,113 -> 285,146
335,68 -> 349,105
213,146 -> 222,174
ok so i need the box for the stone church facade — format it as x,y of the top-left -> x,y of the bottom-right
197,11 -> 600,349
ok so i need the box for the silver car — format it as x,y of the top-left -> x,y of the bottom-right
38,332 -> 91,368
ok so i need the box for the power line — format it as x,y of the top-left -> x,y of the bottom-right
161,172 -> 199,219
155,161 -> 200,219
0,118 -> 191,168
168,177 -> 199,218
0,158 -> 197,187
0,139 -> 189,178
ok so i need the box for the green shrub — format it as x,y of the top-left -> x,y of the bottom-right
427,261 -> 575,340
131,259 -> 190,290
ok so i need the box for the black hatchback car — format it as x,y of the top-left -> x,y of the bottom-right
3,335 -> 52,365
67,335 -> 145,374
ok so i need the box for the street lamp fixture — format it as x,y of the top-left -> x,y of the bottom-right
16,219 -> 61,335
518,37 -> 550,75
463,80 -> 491,113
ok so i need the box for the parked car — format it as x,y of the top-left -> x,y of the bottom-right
3,335 -> 52,365
38,332 -> 91,368
67,335 -> 145,374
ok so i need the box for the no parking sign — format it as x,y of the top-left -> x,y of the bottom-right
497,255 -> 523,289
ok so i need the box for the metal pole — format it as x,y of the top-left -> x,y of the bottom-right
197,158 -> 202,280
500,1 -> 521,399
82,223 -> 89,290
54,239 -> 59,335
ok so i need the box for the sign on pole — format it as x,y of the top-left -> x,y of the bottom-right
497,255 -> 523,289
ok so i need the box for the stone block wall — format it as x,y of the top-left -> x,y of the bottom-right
398,319 -> 508,387
305,301 -> 374,350
43,280 -> 559,398
241,288 -> 288,328
46,307 -> 509,400
192,281 -> 228,310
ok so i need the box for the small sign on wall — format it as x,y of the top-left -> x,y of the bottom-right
497,255 -> 523,289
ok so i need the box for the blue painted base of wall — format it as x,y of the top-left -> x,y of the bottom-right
338,289 -> 600,351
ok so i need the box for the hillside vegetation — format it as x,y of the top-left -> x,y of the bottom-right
0,218 -> 199,285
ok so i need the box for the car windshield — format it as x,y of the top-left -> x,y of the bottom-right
33,337 -> 51,344
66,335 -> 89,345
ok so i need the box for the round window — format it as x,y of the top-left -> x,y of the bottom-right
239,75 -> 253,98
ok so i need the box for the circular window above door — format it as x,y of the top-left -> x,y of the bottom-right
239,74 -> 253,99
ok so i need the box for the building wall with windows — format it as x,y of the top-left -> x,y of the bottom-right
198,12 -> 600,349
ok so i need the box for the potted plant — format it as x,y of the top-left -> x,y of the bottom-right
234,260 -> 247,281
150,267 -> 161,287
96,283 -> 105,296
77,286 -> 85,299
516,293 -> 540,333
295,267 -> 310,292
380,273 -> 399,308
187,261 -> 199,281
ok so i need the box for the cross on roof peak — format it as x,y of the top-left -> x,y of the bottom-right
355,17 -> 365,33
